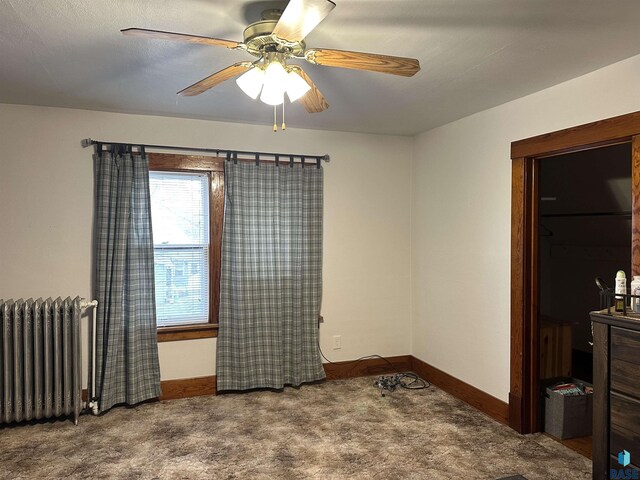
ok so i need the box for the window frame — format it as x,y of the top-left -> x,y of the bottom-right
148,153 -> 225,342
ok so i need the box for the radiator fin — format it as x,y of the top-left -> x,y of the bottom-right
0,297 -> 83,424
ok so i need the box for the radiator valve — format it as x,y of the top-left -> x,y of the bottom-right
88,400 -> 99,415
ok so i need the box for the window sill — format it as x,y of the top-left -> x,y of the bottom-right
157,323 -> 218,342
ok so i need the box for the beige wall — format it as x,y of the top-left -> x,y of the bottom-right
0,104 -> 413,382
411,53 -> 640,402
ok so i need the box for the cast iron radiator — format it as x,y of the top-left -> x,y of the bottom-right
0,297 -> 86,425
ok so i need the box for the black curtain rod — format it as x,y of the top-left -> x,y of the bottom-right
81,138 -> 330,163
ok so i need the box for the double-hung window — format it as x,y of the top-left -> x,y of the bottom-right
148,154 -> 224,341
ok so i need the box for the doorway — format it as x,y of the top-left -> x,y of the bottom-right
536,143 -> 631,455
509,110 -> 640,438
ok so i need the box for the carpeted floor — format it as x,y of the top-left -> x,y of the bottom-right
0,376 -> 591,479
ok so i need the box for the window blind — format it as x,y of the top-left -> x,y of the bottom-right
150,171 -> 210,327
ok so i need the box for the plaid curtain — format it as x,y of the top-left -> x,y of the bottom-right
93,148 -> 161,412
216,161 -> 325,391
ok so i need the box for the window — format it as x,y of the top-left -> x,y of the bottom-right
150,172 -> 209,327
148,154 -> 224,342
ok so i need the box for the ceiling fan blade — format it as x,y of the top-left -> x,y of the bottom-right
306,48 -> 420,77
272,0 -> 336,43
178,63 -> 252,96
290,67 -> 329,113
121,28 -> 242,49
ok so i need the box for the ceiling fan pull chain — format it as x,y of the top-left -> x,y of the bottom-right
273,105 -> 278,132
282,101 -> 286,131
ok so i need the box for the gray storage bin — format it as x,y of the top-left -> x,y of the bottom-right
544,378 -> 593,440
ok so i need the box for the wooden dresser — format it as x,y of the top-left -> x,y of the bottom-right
590,310 -> 640,479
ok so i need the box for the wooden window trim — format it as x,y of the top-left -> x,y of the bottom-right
149,153 -> 225,342
157,323 -> 219,342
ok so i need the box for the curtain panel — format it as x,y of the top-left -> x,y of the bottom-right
93,149 -> 161,412
216,161 -> 325,391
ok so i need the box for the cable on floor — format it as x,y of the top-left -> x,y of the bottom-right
317,339 -> 431,396
373,372 -> 430,396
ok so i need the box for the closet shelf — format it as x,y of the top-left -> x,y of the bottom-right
540,211 -> 631,218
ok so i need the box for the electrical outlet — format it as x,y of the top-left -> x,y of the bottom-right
332,335 -> 342,350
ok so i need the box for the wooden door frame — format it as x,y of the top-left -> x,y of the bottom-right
510,110 -> 640,433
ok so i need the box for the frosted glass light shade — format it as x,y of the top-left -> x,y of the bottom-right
236,67 -> 265,100
260,61 -> 289,106
286,71 -> 311,102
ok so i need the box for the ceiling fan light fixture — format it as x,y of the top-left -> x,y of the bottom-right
236,66 -> 265,100
260,60 -> 289,106
285,70 -> 311,102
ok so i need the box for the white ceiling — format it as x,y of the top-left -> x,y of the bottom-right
3,0 -> 640,135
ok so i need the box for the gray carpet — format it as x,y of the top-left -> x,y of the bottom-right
0,377 -> 590,479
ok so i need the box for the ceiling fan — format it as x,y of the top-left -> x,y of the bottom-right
122,0 -> 420,115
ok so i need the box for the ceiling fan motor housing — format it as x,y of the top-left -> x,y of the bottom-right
243,17 -> 305,58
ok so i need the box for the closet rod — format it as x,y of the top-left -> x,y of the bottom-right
80,138 -> 330,163
540,211 -> 632,218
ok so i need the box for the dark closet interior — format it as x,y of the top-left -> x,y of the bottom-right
537,143 -> 631,430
